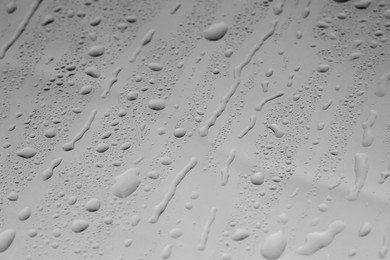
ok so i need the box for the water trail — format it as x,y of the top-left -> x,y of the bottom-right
0,0 -> 43,59
149,157 -> 198,223
199,20 -> 278,137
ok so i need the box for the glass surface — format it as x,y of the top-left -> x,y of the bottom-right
0,0 -> 390,259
